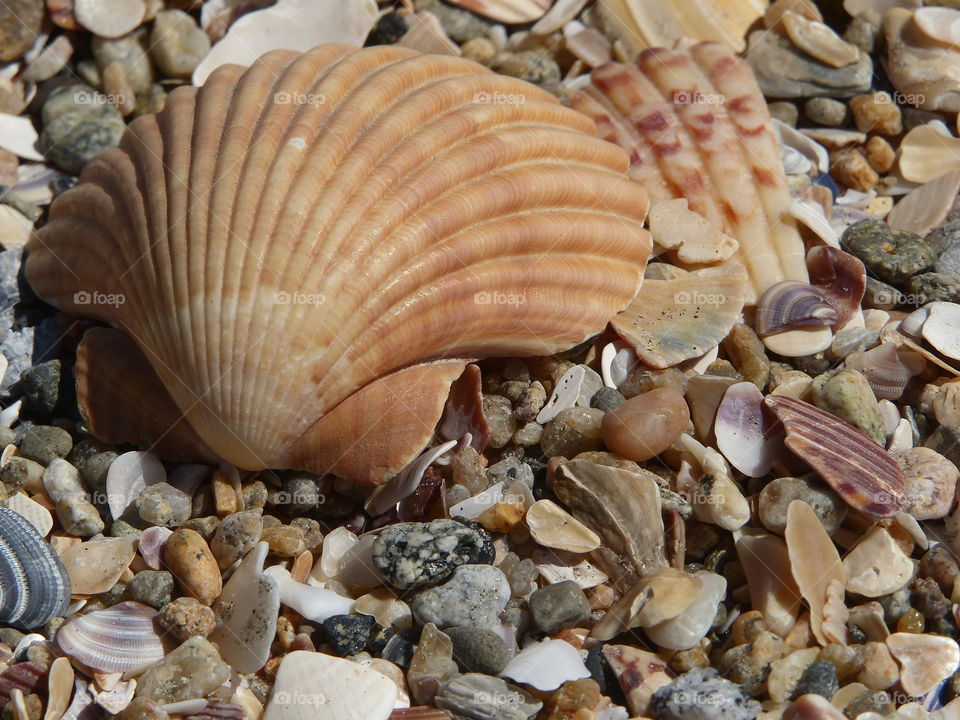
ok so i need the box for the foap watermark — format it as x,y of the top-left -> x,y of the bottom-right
873,288 -> 927,307
273,91 -> 327,107
674,290 -> 726,307
270,490 -> 326,506
876,91 -> 926,107
74,290 -> 125,308
271,691 -> 327,707
74,90 -> 127,107
474,291 -> 526,307
673,90 -> 725,106
474,91 -> 526,105
274,291 -> 326,306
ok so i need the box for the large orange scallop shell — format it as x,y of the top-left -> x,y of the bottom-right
26,45 -> 652,484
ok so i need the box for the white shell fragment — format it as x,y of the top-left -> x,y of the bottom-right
525,499 -> 601,553
210,542 -> 279,674
44,657 -> 74,720
263,651 -> 396,720
714,382 -> 782,478
886,633 -> 960,696
0,114 -> 44,161
500,639 -> 591,691
842,526 -> 914,597
532,549 -> 608,589
643,571 -> 726,651
56,602 -> 164,674
105,451 -> 165,521
74,0 -> 145,38
888,170 -> 960,237
7,493 -> 53,537
923,303 -> 960,361
536,365 -> 602,423
264,565 -> 354,622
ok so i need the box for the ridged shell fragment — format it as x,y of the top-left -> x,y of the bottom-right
765,395 -> 904,517
56,602 -> 165,674
610,265 -> 749,368
27,45 -> 651,485
756,281 -> 838,337
570,41 -> 807,303
844,342 -> 925,401
444,0 -> 550,23
0,508 -> 71,629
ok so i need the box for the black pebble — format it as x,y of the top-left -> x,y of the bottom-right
320,613 -> 376,657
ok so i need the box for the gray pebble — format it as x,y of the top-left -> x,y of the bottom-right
925,424 -> 960,467
136,482 -> 192,527
590,386 -> 625,412
482,394 -> 516,449
804,97 -> 849,127
92,30 -> 153,94
412,564 -> 510,629
435,673 -> 542,720
55,495 -> 104,537
491,51 -> 561,86
486,456 -> 533,489
758,476 -> 847,536
210,509 -> 263,570
135,636 -> 230,704
841,218 -> 934,287
19,361 -> 62,419
18,425 -> 72,465
767,101 -> 799,127
528,580 -> 590,634
446,626 -> 510,674
843,15 -> 880,53
791,659 -> 839,700
907,272 -> 960,304
127,570 -> 174,609
540,407 -> 604,458
651,667 -> 761,720
42,113 -> 127,176
880,587 -> 912,625
811,368 -> 886,445
277,473 -> 320,514
373,519 -> 488,590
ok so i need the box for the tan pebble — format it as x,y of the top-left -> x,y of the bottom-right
600,387 -> 689,462
723,323 -> 769,390
850,93 -> 903,136
587,584 -> 617,612
275,615 -> 295,650
461,37 -> 497,64
856,641 -> 898,690
866,195 -> 893,219
477,502 -> 526,533
163,528 -> 222,604
783,694 -> 847,720
768,647 -> 819,702
290,550 -> 312,584
864,136 -> 895,174
896,446 -> 958,520
934,382 -> 960,425
354,589 -> 412,629
101,62 -> 136,116
830,149 -> 879,191
896,608 -> 925,633
819,643 -> 861,681
211,472 -> 237,517
731,611 -> 768,646
261,525 -> 306,557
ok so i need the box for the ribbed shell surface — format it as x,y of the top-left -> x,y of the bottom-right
27,45 -> 651,473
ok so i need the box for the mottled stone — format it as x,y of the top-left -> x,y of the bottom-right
135,637 -> 230,704
149,10 -> 210,78
651,667 -> 761,720
541,407 -> 604,458
136,483 -> 192,527
373,519 -> 489,590
210,509 -> 263,570
321,613 -> 375,657
804,97 -> 848,127
435,673 -> 542,720
163,529 -> 222,604
791,660 -> 839,700
758,477 -> 847,536
0,0 -> 43,62
411,564 -> 510,629
19,361 -> 64,419
811,369 -> 886,445
157,597 -> 216,641
601,387 -> 689,462
841,218 -> 934,287
528,581 -> 591,634
56,495 -> 105,537
127,570 -> 174,609
18,425 -> 73,465
907,272 -> 960,304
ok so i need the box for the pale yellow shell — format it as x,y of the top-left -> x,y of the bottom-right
26,45 -> 651,483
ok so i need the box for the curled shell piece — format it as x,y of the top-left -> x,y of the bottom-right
714,382 -> 784,478
27,45 -> 651,486
570,42 -> 807,303
806,246 -> 866,330
56,602 -> 165,675
0,508 -> 71,630
899,126 -> 960,183
844,343 -> 925,401
644,571 -> 727,651
610,265 -> 749,369
445,0 -> 549,23
765,395 -> 904,517
756,281 -> 838,338
500,639 -> 590,692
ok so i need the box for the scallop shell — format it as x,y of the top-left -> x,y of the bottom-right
26,45 -> 651,485
569,41 -> 806,303
56,602 -> 165,674
844,342 -> 925,401
0,508 -> 71,630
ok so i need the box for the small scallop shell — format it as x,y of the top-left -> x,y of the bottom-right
0,508 -> 71,630
755,281 -> 838,338
27,45 -> 650,486
56,601 -> 165,674
844,342 -> 926,401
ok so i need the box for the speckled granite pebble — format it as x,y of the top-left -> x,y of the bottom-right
373,519 -> 488,590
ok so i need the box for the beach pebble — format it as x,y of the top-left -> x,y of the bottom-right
372,519 -> 488,590
0,0 -> 43,62
804,98 -> 848,127
92,31 -> 153,94
163,529 -> 222,604
320,613 -> 375,657
60,535 -> 137,594
864,136 -> 895,174
157,597 -> 216,641
895,447 -> 958,520
18,426 -> 72,465
590,386 -> 625,412
446,626 -> 509,674
791,660 -> 839,700
135,636 -> 230,704
435,674 -> 541,720
482,394 -> 516,448
919,545 -> 959,594
20,361 -> 64,419
491,51 -> 560,85
74,0 -> 145,38
651,667 -> 761,720
758,477 -> 847,535
41,88 -> 127,176
856,642 -> 898,690
149,10 -> 210,78
912,577 -> 950,619
850,92 -> 902,136
210,508 -> 263,570
528,580 -> 590,634
136,483 -> 192,527
830,149 -> 878,192
907,272 -> 960,304
411,564 -> 510,629
42,459 -> 84,504
601,387 -> 689,462
407,622 -> 456,705
126,570 -> 173,609
769,101 -> 799,126
841,219 -> 934,287
811,369 -> 886,445
541,407 -> 604,458
55,495 -> 104,537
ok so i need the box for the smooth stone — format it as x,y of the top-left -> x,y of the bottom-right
55,495 -> 105,537
157,597 -> 216,642
895,447 -> 958,520
136,483 -> 191,527
758,477 -> 846,536
59,536 -> 137,594
163,529 -> 222,604
804,97 -> 848,127
528,580 -> 591,634
135,636 -> 230,704
601,387 -> 689,462
841,218 -> 934,287
321,614 -> 375,657
262,651 -> 396,720
482,394 -> 516,448
126,570 -> 174,609
446,626 -> 509,674
435,674 -> 541,720
149,10 -> 210,78
0,0 -> 43,62
18,425 -> 72,465
91,30 -> 153,94
590,386 -> 625,412
372,519 -> 488,590
925,423 -> 960,467
210,508 -> 263,570
746,29 -> 872,98
42,113 -> 127,176
540,407 -> 604,458
651,667 -> 761,720
411,564 -> 510,629
811,369 -> 886,445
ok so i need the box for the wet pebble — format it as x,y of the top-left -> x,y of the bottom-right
541,407 -> 604,458
811,369 -> 886,445
411,564 -> 510,629
528,580 -> 591,634
841,218 -> 934,287
136,483 -> 192,527
373,519 -> 488,590
157,597 -> 216,641
149,10 -> 210,78
126,570 -> 173,609
446,626 -> 510,674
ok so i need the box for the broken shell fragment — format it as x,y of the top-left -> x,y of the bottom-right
913,7 -> 960,49
782,12 -> 861,67
842,527 -> 914,597
26,45 -> 652,486
756,281 -> 838,338
714,382 -> 784,478
524,500 -> 601,554
648,198 -> 739,265
887,170 -> 960,238
764,395 -> 904,517
886,633 -> 960,696
610,265 -> 749,368
885,8 -> 960,113
844,343 -> 925,401
922,302 -> 960,361
445,0 -> 549,23
499,639 -> 590,692
56,602 -> 165,675
644,571 -> 727,650
736,532 -> 801,637
899,126 -> 960,183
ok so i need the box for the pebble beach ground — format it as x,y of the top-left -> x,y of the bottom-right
6,2 -> 960,720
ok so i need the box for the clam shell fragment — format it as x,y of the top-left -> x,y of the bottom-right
27,45 -> 652,485
56,602 -> 165,675
0,508 -> 71,630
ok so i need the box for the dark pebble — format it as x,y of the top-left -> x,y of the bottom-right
366,11 -> 408,45
528,580 -> 590,635
926,424 -> 960,467
841,218 -> 934,287
320,614 -> 376,657
17,425 -> 72,465
381,633 -> 415,668
19,361 -> 65,419
372,519 -> 490,590
912,577 -> 951,619
590,387 -> 626,412
446,626 -> 510,674
843,689 -> 893,719
880,587 -> 912,626
792,660 -> 839,700
920,546 -> 960,595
